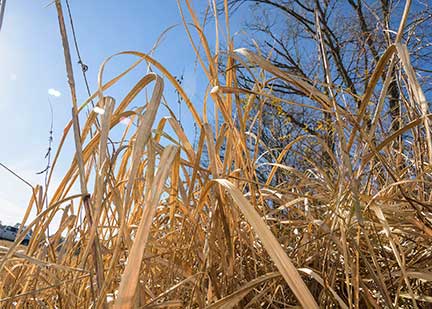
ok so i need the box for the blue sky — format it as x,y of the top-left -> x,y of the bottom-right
0,0 -> 249,226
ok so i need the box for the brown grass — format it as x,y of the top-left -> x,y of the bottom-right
0,240 -> 24,250
0,0 -> 431,308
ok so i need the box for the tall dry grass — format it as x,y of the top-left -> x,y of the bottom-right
1,0 -> 431,308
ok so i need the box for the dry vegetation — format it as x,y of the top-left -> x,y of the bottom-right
1,0 -> 432,308
0,240 -> 25,251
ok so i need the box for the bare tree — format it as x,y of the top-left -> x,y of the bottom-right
221,0 -> 432,181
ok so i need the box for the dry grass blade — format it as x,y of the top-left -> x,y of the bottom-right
298,268 -> 348,309
206,272 -> 281,308
115,146 -> 179,308
370,205 -> 419,308
212,179 -> 319,308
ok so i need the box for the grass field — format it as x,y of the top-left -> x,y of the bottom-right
0,1 -> 431,308
0,240 -> 12,248
0,239 -> 26,251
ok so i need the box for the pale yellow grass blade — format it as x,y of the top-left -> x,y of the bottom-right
115,145 -> 179,308
212,179 -> 319,308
